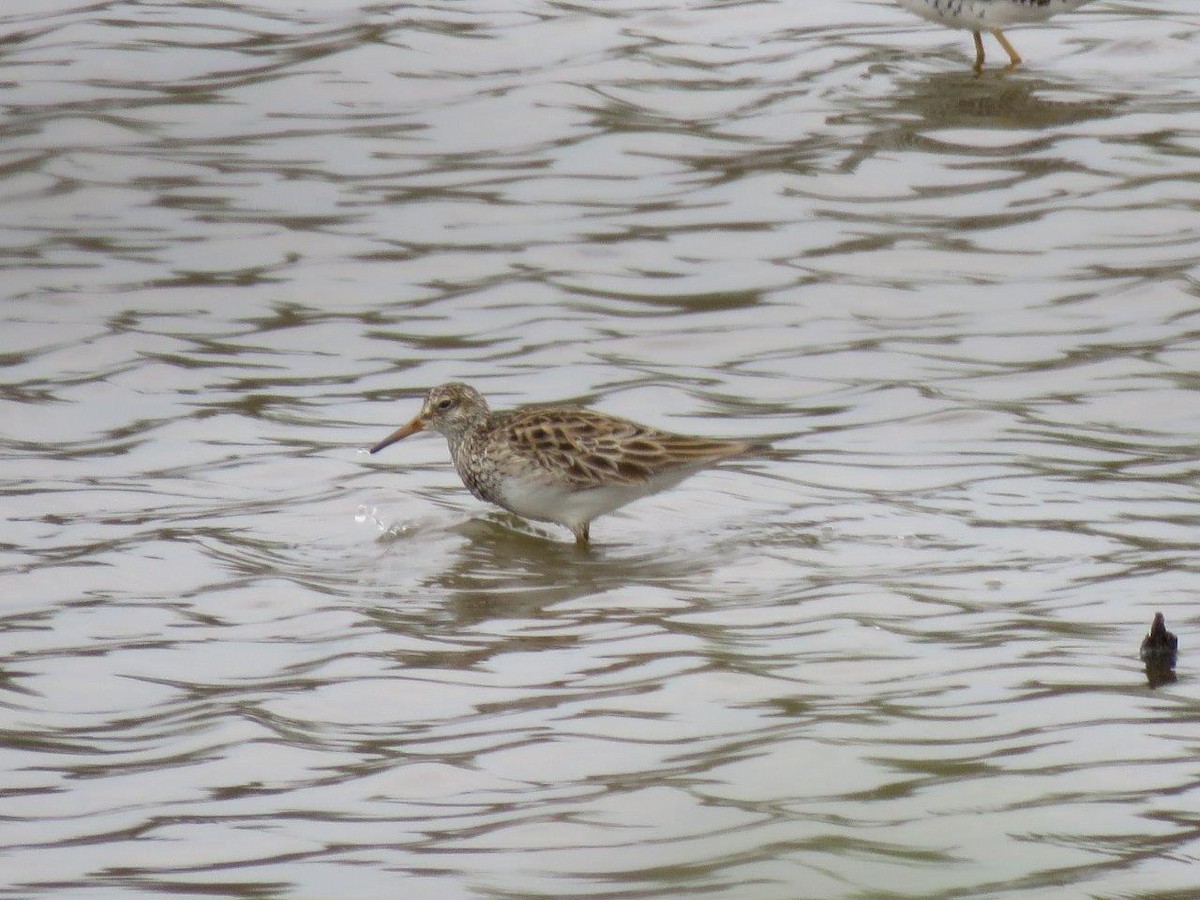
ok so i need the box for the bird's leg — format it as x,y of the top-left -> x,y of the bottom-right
572,523 -> 590,545
992,29 -> 1022,66
971,31 -> 985,72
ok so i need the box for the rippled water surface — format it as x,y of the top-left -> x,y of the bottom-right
4,1 -> 1200,897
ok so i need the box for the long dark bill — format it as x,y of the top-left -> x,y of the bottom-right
369,417 -> 424,454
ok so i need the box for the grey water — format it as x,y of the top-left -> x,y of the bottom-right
3,1 -> 1200,897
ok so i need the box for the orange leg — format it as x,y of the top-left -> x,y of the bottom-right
992,29 -> 1023,66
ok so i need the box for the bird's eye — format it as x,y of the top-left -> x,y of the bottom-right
436,398 -> 455,411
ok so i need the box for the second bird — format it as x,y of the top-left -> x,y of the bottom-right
370,382 -> 766,544
892,0 -> 1097,70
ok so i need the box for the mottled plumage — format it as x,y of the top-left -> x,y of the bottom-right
892,0 -> 1096,70
370,382 -> 765,544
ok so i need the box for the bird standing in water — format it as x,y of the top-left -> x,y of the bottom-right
369,383 -> 766,544
1140,612 -> 1178,663
891,0 -> 1097,70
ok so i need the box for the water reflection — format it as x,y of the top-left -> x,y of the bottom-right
880,68 -> 1121,129
1145,660 -> 1177,689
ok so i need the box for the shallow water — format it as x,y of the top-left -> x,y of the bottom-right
3,0 -> 1199,897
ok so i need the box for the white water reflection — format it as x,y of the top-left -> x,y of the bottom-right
2,1 -> 1199,898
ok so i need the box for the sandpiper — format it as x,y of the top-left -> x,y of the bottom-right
892,0 -> 1096,70
369,382 -> 766,544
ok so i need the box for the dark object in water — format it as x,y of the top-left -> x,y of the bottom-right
1140,612 -> 1178,663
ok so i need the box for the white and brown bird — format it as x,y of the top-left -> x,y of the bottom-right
892,0 -> 1097,70
370,382 -> 765,544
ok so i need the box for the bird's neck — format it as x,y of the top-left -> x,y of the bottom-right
444,413 -> 492,456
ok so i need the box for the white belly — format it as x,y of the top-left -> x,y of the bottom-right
497,470 -> 695,531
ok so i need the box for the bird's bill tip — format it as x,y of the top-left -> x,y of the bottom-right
369,417 -> 424,454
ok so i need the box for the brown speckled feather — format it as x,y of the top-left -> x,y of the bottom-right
488,407 -> 758,489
